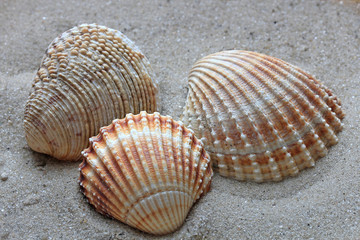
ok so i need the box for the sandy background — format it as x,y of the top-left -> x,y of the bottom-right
0,0 -> 359,239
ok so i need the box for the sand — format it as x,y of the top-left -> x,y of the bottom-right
0,0 -> 359,239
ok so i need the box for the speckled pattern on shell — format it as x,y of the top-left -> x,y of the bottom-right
24,24 -> 158,161
182,50 -> 344,182
79,112 -> 213,235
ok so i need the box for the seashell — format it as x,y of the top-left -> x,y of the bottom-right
24,24 -> 158,161
79,111 -> 213,235
182,50 -> 344,182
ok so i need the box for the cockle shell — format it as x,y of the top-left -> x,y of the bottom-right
79,112 -> 213,235
24,24 -> 158,161
182,50 -> 344,182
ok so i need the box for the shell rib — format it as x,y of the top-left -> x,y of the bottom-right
182,50 -> 344,182
79,112 -> 213,235
24,24 -> 158,161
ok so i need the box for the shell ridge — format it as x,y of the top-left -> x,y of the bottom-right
164,193 -> 184,234
190,140 -> 202,196
247,53 -> 343,134
92,29 -> 132,115
260,55 -> 342,131
215,56 -> 296,179
103,125 -> 138,207
178,121 -> 193,219
102,122 -> 158,226
124,60 -> 145,112
187,133 -> 197,196
126,115 -> 153,190
244,53 -> 340,148
182,50 -> 344,181
24,98 -> 57,155
105,67 -> 132,117
115,118 -> 144,197
97,69 -> 123,118
94,70 -> 118,124
188,72 -> 231,148
321,88 -> 344,120
167,118 -> 179,186
153,114 -> 169,188
227,55 -> 312,177
162,116 -> 175,185
156,192 -> 178,233
190,64 -> 244,146
83,175 -> 124,219
139,113 -> 161,187
111,67 -> 132,114
188,70 -> 228,142
191,63 -> 257,151
25,24 -> 158,160
136,191 -> 167,233
206,57 -> 284,141
189,132 -> 202,193
186,79 -> 233,177
141,61 -> 158,112
163,116 -> 183,223
25,88 -> 74,158
220,55 -> 303,136
235,54 -> 320,142
173,120 -> 186,221
182,83 -> 213,146
66,64 -> 100,144
23,117 -> 50,154
145,113 -> 163,187
181,131 -> 192,193
55,70 -> 96,156
191,60 -> 277,180
194,145 -> 210,198
128,58 -> 149,112
127,190 -> 193,234
80,112 -> 213,234
138,62 -> 158,112
126,194 -> 161,234
72,63 -> 110,134
41,41 -> 112,159
117,58 -> 140,113
80,156 -> 126,218
80,175 -> 122,219
100,126 -> 137,206
189,137 -> 206,198
127,204 -> 158,235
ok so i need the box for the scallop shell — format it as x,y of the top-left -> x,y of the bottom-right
79,112 -> 213,235
24,23 -> 158,161
182,50 -> 344,182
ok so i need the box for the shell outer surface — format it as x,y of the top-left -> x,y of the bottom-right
182,50 -> 345,182
79,112 -> 213,235
24,23 -> 158,161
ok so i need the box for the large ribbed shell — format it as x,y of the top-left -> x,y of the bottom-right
24,24 -> 158,161
182,50 -> 344,182
79,112 -> 213,235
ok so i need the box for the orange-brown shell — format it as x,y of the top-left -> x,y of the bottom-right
79,112 -> 213,235
24,24 -> 158,161
182,50 -> 344,182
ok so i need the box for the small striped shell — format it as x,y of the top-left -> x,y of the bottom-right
24,24 -> 158,161
79,112 -> 213,235
182,50 -> 344,182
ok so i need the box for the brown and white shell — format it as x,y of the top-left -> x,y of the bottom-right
79,112 -> 213,235
24,24 -> 158,161
182,50 -> 344,182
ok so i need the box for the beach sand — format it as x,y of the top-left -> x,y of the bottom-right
0,0 -> 359,239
